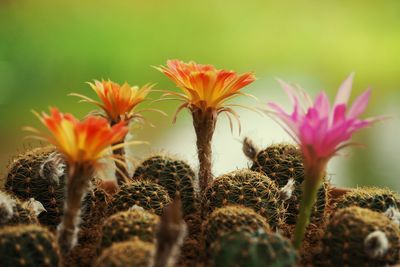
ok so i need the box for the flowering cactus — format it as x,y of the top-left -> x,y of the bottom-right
70,80 -> 153,184
156,60 -> 255,192
266,74 -> 381,248
25,107 -> 128,254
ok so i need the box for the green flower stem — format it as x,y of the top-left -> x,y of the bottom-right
293,171 -> 323,249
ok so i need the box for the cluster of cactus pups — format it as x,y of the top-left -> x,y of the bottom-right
2,141 -> 400,266
0,60 -> 399,267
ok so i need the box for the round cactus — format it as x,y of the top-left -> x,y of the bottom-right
202,205 -> 270,252
95,239 -> 155,267
100,207 -> 159,250
317,207 -> 400,267
334,186 -> 400,213
0,224 -> 61,267
246,142 -> 329,224
4,146 -> 66,228
210,230 -> 298,267
108,180 -> 171,216
0,191 -> 38,227
202,169 -> 286,229
133,154 -> 197,216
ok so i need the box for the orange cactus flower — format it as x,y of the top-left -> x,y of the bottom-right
156,60 -> 256,121
26,107 -> 128,166
71,80 -> 153,123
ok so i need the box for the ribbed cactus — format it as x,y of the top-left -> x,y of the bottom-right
316,207 -> 400,267
334,186 -> 400,213
133,154 -> 197,216
0,224 -> 61,267
4,146 -> 66,228
100,207 -> 159,250
0,191 -> 38,227
81,185 -> 112,227
202,205 -> 270,252
95,239 -> 155,267
202,169 -> 286,229
244,141 -> 329,224
108,180 -> 171,216
210,229 -> 298,267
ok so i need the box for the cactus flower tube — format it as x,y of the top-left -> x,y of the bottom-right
70,80 -> 153,184
266,74 -> 381,248
25,108 -> 128,255
156,60 -> 255,193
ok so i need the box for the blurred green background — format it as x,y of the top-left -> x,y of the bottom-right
1,0 -> 399,190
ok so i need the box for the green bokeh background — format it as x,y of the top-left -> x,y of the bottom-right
1,0 -> 399,190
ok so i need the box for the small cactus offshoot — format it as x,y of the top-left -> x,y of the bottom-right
133,154 -> 197,216
317,206 -> 400,267
210,229 -> 298,267
0,224 -> 61,267
202,169 -> 286,229
0,191 -> 39,227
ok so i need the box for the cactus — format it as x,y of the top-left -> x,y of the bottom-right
4,146 -> 66,228
108,180 -> 171,216
210,229 -> 298,267
334,186 -> 400,213
202,205 -> 270,252
0,224 -> 61,267
244,141 -> 329,224
81,185 -> 113,228
316,207 -> 400,267
0,191 -> 38,227
133,154 -> 197,216
95,239 -> 155,267
202,169 -> 286,229
100,207 -> 159,250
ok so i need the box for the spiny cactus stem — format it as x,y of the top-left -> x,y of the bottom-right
192,108 -> 216,193
57,164 -> 92,256
293,166 -> 324,249
111,118 -> 130,185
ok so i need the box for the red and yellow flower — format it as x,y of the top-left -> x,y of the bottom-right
156,60 -> 255,119
27,107 -> 128,166
71,80 -> 153,123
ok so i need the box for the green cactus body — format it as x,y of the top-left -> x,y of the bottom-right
108,180 -> 171,216
202,169 -> 286,229
0,224 -> 60,267
133,154 -> 197,216
0,191 -> 38,227
202,205 -> 270,252
335,186 -> 400,213
250,143 -> 328,224
95,239 -> 155,267
100,208 -> 159,250
4,146 -> 66,228
211,230 -> 298,267
317,207 -> 400,267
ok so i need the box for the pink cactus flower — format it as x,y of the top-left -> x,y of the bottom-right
267,73 -> 381,248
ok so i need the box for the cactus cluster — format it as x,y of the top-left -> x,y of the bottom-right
211,229 -> 298,267
317,206 -> 400,267
95,239 -> 155,267
202,169 -> 286,229
4,146 -> 66,228
246,142 -> 329,224
0,224 -> 61,267
100,207 -> 159,250
107,180 -> 171,216
133,154 -> 197,216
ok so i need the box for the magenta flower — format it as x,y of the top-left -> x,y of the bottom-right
267,73 -> 381,248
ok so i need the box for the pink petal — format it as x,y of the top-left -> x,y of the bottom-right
332,104 -> 347,125
314,92 -> 330,118
334,73 -> 354,106
277,79 -> 299,106
347,89 -> 371,119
